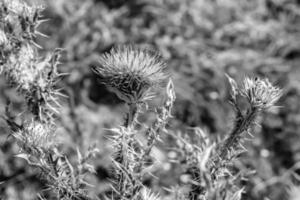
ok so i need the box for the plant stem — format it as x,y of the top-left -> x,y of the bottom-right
124,103 -> 138,128
218,107 -> 258,161
113,103 -> 140,199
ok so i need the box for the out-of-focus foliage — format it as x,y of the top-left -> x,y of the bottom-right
0,0 -> 300,199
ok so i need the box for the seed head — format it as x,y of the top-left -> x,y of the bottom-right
241,77 -> 282,109
94,45 -> 169,103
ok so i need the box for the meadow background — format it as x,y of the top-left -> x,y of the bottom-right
0,0 -> 300,199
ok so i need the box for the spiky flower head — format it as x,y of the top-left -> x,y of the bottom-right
94,45 -> 169,103
7,44 -> 35,90
241,77 -> 282,110
2,43 -> 62,117
0,0 -> 61,119
1,0 -> 44,40
13,120 -> 56,157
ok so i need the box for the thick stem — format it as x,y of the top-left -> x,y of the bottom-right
124,103 -> 138,129
113,103 -> 140,199
218,107 -> 258,162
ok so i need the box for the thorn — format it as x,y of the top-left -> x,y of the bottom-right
37,18 -> 50,24
238,143 -> 247,152
246,130 -> 254,138
31,41 -> 43,49
36,31 -> 49,38
57,72 -> 70,77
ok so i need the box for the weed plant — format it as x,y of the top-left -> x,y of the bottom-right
1,0 -> 298,200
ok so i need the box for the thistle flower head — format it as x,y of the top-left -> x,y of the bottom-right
94,45 -> 169,103
6,43 -> 50,91
1,0 -> 44,41
11,44 -> 35,89
3,0 -> 42,22
13,120 -> 56,156
4,44 -> 62,117
241,77 -> 282,109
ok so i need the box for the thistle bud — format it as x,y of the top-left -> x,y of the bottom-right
241,77 -> 282,110
226,74 -> 238,102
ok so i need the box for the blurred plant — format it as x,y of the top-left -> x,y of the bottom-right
0,0 -> 62,121
0,0 -> 289,199
0,0 -> 98,199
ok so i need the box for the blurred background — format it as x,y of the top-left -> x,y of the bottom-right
0,0 -> 300,199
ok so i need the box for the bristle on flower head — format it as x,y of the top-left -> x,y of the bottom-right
94,45 -> 169,103
140,188 -> 161,200
242,77 -> 282,110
